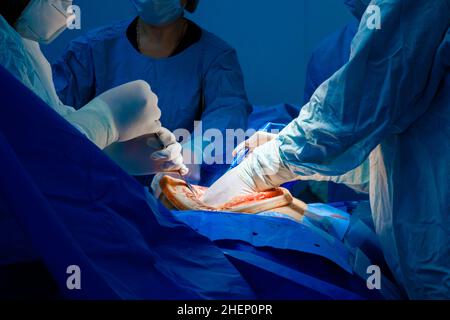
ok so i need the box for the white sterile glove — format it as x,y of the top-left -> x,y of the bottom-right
66,80 -> 162,149
233,131 -> 370,194
150,142 -> 201,197
104,127 -> 188,176
202,139 -> 298,207
232,131 -> 277,158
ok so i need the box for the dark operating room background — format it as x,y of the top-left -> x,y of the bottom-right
42,0 -> 354,106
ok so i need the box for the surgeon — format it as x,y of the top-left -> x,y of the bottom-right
204,0 -> 450,299
0,0 -> 187,176
52,0 -> 251,184
304,0 -> 364,103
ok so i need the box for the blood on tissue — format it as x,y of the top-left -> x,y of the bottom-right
183,185 -> 207,200
221,189 -> 284,209
177,180 -> 283,210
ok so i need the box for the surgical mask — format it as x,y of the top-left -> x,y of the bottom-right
131,0 -> 185,26
343,0 -> 371,20
15,0 -> 75,44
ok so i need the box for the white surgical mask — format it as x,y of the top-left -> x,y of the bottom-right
15,0 -> 75,44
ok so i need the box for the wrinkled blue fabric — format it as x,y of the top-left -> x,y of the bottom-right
303,204 -> 351,241
175,211 -> 352,272
174,210 -> 399,299
248,104 -> 301,131
0,65 -> 255,300
303,21 -> 358,105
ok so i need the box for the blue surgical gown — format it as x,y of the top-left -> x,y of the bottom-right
303,20 -> 358,104
272,0 -> 450,298
52,19 -> 251,136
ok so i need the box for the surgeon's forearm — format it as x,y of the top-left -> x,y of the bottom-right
294,159 -> 370,194
246,136 -> 370,193
64,98 -> 118,149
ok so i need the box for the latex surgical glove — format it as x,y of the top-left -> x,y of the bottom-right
66,80 -> 162,149
232,131 -> 277,157
201,164 -> 257,207
203,139 -> 298,206
104,127 -> 188,176
151,144 -> 201,197
233,131 -> 370,194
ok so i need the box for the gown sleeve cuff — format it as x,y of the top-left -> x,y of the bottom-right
242,138 -> 299,190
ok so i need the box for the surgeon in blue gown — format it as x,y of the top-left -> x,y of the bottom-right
304,1 -> 361,104
304,0 -> 374,104
204,0 -> 450,299
52,0 -> 251,185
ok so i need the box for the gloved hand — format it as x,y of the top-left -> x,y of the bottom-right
203,136 -> 371,207
232,131 -> 277,158
66,80 -> 162,149
232,131 -> 370,195
202,139 -> 298,206
201,164 -> 257,207
151,144 -> 202,197
104,127 -> 188,176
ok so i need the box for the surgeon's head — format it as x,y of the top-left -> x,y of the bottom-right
0,0 -> 31,27
131,0 -> 200,26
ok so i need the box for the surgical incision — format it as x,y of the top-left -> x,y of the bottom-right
159,175 -> 307,221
